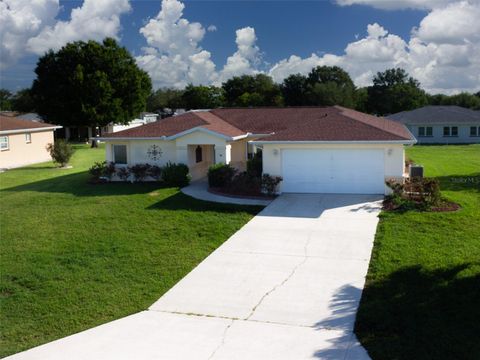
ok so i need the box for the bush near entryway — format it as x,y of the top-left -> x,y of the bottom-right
161,162 -> 191,187
208,163 -> 237,187
246,150 -> 263,177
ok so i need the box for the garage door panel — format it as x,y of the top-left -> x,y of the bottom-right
281,149 -> 384,194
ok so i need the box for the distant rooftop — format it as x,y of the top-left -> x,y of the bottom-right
388,106 -> 480,125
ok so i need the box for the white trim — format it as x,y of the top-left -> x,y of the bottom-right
96,127 -> 242,142
249,139 -> 417,145
0,126 -> 62,135
166,127 -> 233,141
95,136 -> 167,141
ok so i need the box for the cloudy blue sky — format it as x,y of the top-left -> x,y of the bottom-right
1,0 -> 479,94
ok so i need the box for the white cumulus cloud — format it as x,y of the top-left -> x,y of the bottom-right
135,0 -> 217,88
269,1 -> 480,94
0,0 -> 60,69
136,0 -> 264,88
27,0 -> 131,55
216,26 -> 262,83
335,0 -> 458,10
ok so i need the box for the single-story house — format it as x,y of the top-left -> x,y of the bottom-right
97,106 -> 416,195
0,115 -> 62,169
388,105 -> 480,144
102,118 -> 148,134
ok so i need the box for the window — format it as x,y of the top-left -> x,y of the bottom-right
25,133 -> 31,143
112,145 -> 127,164
470,127 -> 480,137
195,145 -> 203,163
443,126 -> 458,137
418,127 -> 433,137
0,136 -> 9,151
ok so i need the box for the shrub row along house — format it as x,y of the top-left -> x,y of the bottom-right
98,106 -> 415,195
0,115 -> 61,169
388,105 -> 480,144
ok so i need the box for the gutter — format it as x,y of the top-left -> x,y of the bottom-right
249,139 -> 417,145
0,126 -> 62,135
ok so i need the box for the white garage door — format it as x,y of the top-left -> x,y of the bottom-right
281,148 -> 385,194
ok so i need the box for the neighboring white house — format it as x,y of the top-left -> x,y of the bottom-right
97,106 -> 416,195
102,113 -> 159,134
388,106 -> 480,144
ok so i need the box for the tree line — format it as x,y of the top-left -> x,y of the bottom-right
146,67 -> 480,115
0,38 -> 479,129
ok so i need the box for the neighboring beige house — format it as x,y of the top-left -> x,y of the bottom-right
97,107 -> 415,195
0,115 -> 62,169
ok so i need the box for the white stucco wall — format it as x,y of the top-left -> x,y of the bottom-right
408,124 -> 480,144
262,143 -> 406,195
106,140 -> 176,166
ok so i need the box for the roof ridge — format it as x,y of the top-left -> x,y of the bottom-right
334,106 -> 412,140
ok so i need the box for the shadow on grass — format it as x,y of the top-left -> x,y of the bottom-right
1,171 -> 163,197
147,192 -> 263,214
355,263 -> 480,360
436,173 -> 480,192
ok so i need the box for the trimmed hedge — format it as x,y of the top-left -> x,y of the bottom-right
162,162 -> 191,187
208,163 -> 237,187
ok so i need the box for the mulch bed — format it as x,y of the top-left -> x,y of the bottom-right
383,197 -> 461,212
209,187 -> 276,200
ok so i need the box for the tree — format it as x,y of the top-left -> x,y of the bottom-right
305,66 -> 356,107
222,74 -> 283,107
146,88 -> 184,112
181,85 -> 225,109
32,38 -> 152,127
354,87 -> 369,113
281,74 -> 309,106
367,68 -> 427,115
427,92 -> 480,110
11,88 -> 35,112
46,140 -> 74,167
0,89 -> 13,110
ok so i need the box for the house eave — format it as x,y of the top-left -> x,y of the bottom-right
249,139 -> 417,145
0,126 -> 62,135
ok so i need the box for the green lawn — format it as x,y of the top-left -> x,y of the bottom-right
0,144 -> 262,357
356,144 -> 480,360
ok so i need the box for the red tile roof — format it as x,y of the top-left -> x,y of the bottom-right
0,115 -> 59,132
103,107 -> 414,142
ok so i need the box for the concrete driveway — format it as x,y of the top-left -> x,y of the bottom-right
7,194 -> 382,360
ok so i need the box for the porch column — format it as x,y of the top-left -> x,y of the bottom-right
214,144 -> 231,164
65,127 -> 71,140
176,145 -> 188,165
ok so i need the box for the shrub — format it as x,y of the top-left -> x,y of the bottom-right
46,140 -> 73,167
129,163 -> 151,182
116,167 -> 130,182
246,150 -> 263,177
262,174 -> 283,196
104,162 -> 116,180
148,165 -> 162,181
162,162 -> 191,187
386,177 -> 441,210
229,172 -> 262,194
89,161 -> 107,181
208,163 -> 236,188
